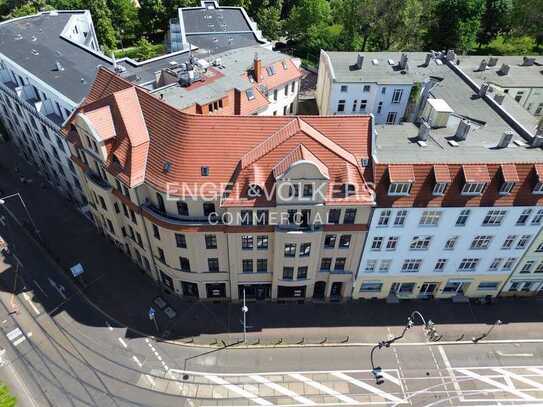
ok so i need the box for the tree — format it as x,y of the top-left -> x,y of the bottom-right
84,0 -> 117,50
10,2 -> 38,17
0,383 -> 16,407
477,0 -> 512,47
255,0 -> 283,40
511,0 -> 543,47
285,0 -> 331,42
138,0 -> 166,33
133,36 -> 155,60
108,0 -> 139,40
331,0 -> 376,50
426,0 -> 485,52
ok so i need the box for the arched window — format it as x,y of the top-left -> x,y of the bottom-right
156,192 -> 166,213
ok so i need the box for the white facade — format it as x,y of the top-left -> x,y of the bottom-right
353,206 -> 543,299
261,79 -> 299,116
496,85 -> 543,117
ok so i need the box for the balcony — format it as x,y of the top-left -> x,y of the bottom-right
86,170 -> 111,190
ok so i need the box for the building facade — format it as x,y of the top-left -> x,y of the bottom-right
64,68 -> 374,302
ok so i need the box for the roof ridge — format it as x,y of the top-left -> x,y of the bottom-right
272,142 -> 330,179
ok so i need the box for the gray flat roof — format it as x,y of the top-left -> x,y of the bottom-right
185,33 -> 261,55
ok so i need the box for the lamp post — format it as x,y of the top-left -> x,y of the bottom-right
410,310 -> 440,341
0,193 -> 40,240
241,289 -> 248,343
472,319 -> 503,343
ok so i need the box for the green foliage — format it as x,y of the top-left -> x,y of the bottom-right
255,0 -> 283,40
85,0 -> 117,50
0,383 -> 16,407
108,0 -> 139,39
138,0 -> 166,33
474,34 -> 538,55
133,36 -> 156,60
477,0 -> 512,46
286,0 -> 330,42
114,40 -> 165,60
10,2 -> 38,17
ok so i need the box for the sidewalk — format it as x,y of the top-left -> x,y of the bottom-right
1,143 -> 543,347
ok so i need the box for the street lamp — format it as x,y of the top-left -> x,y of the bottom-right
241,289 -> 248,343
410,310 -> 440,341
0,193 -> 41,240
472,319 -> 503,343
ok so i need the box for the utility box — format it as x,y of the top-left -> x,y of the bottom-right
422,98 -> 453,128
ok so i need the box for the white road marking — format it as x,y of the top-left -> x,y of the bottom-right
132,356 -> 143,368
495,351 -> 534,357
332,372 -> 405,403
381,371 -> 401,386
456,368 -> 537,400
22,292 -> 40,315
438,345 -> 462,399
12,335 -> 27,346
494,368 -> 543,391
47,278 -> 67,299
13,254 -> 23,267
206,375 -> 273,406
249,374 -> 316,405
118,337 -> 128,348
7,328 -> 22,341
528,367 -> 543,376
105,321 -> 113,331
33,280 -> 47,297
289,373 -> 358,404
144,374 -> 156,387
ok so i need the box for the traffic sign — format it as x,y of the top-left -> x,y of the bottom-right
70,263 -> 84,277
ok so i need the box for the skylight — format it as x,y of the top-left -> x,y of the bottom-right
266,65 -> 275,76
246,88 -> 256,100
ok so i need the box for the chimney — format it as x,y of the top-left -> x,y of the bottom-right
418,121 -> 431,141
446,49 -> 456,61
494,92 -> 505,105
522,56 -> 535,66
476,59 -> 487,72
253,52 -> 262,82
488,56 -> 498,67
424,53 -> 432,66
479,82 -> 489,97
399,53 -> 408,70
496,131 -> 514,148
111,52 -> 117,72
498,63 -> 510,75
455,120 -> 471,141
355,53 -> 364,70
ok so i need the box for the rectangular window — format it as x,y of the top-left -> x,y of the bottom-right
208,258 -> 219,272
340,85 -> 348,92
257,259 -> 267,273
535,242 -> 543,253
364,85 -> 371,92
531,209 -> 543,225
477,282 -> 499,291
392,89 -> 403,103
377,101 -> 383,113
343,208 -> 357,224
394,210 -> 408,226
462,182 -> 486,195
243,259 -> 254,273
371,237 -> 383,250
179,257 -> 191,272
241,235 -> 253,250
328,209 -> 341,224
482,210 -> 507,226
359,282 -> 383,292
533,183 -> 543,194
378,209 -> 391,226
433,182 -> 447,196
456,209 -> 470,226
359,99 -> 367,111
282,266 -> 294,280
520,260 -> 535,273
470,235 -> 493,250
334,257 -> 346,271
386,236 -> 399,250
339,235 -> 351,248
516,209 -> 532,225
378,260 -> 391,273
321,258 -> 332,271
302,184 -> 313,198
364,260 -> 377,273
205,234 -> 217,249
410,236 -> 432,250
444,236 -> 458,250
152,224 -> 160,240
502,257 -> 517,270
297,266 -> 308,280
257,235 -> 268,249
434,258 -> 447,272
177,201 -> 189,216
324,234 -> 336,248
284,243 -> 296,257
240,210 -> 253,225
401,259 -> 422,273
352,100 -> 358,112
386,112 -> 397,124
502,235 -> 516,249
175,233 -> 187,248
300,242 -> 311,257
499,182 -> 515,195
388,183 -> 411,196
516,234 -> 531,249
488,258 -> 502,271
534,261 -> 543,273
458,258 -> 479,272
419,210 -> 441,226
157,248 -> 165,263
337,100 -> 346,112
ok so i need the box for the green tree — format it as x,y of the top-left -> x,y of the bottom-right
10,2 -> 38,17
108,0 -> 138,39
511,0 -> 543,47
426,0 -> 485,52
133,36 -> 155,59
0,383 -> 16,407
477,0 -> 512,47
331,0 -> 376,50
285,0 -> 331,42
138,0 -> 166,33
84,0 -> 117,50
255,0 -> 283,40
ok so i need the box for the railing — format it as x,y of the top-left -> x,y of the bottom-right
143,202 -> 221,226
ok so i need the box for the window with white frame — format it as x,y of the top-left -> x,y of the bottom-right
352,100 -> 358,112
516,209 -> 532,225
363,85 -> 371,92
378,260 -> 392,273
364,260 -> 377,273
433,182 -> 447,196
520,260 -> 535,273
340,85 -> 348,92
386,236 -> 399,250
533,182 -> 543,194
516,234 -> 531,249
386,111 -> 397,124
410,235 -> 432,250
392,89 -> 403,103
477,282 -> 500,291
359,281 -> 383,292
401,259 -> 422,272
502,235 -> 516,249
488,258 -> 503,271
377,209 -> 391,226
360,100 -> 367,111
419,210 -> 441,226
535,261 -> 543,273
458,258 -> 479,272
388,182 -> 411,196
337,99 -> 346,112
470,235 -> 493,250
482,209 -> 507,226
502,257 -> 517,270
434,258 -> 447,272
371,236 -> 384,250
499,182 -> 515,195
462,182 -> 486,195
535,242 -> 543,252
444,236 -> 459,250
531,209 -> 543,225
455,209 -> 471,226
394,210 -> 408,226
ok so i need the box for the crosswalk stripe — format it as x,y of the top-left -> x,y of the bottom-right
249,374 -> 316,405
12,335 -> 26,346
206,375 -> 273,406
381,371 -> 401,386
456,368 -> 537,401
6,328 -> 22,341
289,373 -> 358,404
494,368 -> 543,391
332,372 -> 405,403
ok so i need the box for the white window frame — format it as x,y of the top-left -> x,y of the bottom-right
392,89 -> 403,103
462,182 -> 486,196
377,209 -> 391,226
520,260 -> 535,273
444,236 -> 459,250
378,260 -> 392,273
535,242 -> 543,253
488,258 -> 502,271
533,182 -> 543,194
409,235 -> 432,250
386,111 -> 397,124
458,258 -> 479,272
359,281 -> 383,292
499,181 -> 515,195
516,234 -> 531,249
388,182 -> 411,196
502,235 -> 516,249
502,257 -> 517,271
477,282 -> 500,291
531,209 -> 543,225
434,258 -> 447,272
470,235 -> 493,250
433,182 -> 447,196
386,236 -> 399,250
455,209 -> 471,226
401,259 -> 422,273
419,210 -> 441,226
364,260 -> 377,273
371,236 -> 384,250
482,209 -> 507,226
516,209 -> 533,225
394,210 -> 408,226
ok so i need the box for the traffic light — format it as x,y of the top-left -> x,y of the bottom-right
372,366 -> 384,385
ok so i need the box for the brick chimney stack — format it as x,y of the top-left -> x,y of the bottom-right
253,52 -> 262,82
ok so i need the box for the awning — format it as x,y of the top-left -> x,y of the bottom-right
501,164 -> 519,183
388,165 -> 415,183
433,164 -> 451,183
462,164 -> 490,183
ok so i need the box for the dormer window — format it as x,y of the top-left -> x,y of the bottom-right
201,166 -> 209,176
433,182 -> 448,196
389,182 -> 412,196
266,65 -> 275,76
302,184 -> 313,198
499,164 -> 518,196
342,183 -> 356,196
288,183 -> 299,198
462,165 -> 490,196
433,164 -> 450,197
245,88 -> 255,101
534,182 -> 543,195
387,165 -> 415,196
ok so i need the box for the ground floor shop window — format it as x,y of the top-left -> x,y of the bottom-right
182,281 -> 199,298
239,284 -> 271,300
160,271 -> 174,291
206,283 -> 226,298
277,286 -> 306,298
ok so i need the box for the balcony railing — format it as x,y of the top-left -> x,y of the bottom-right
143,202 -> 221,226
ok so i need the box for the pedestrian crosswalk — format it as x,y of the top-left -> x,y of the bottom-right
6,327 -> 30,347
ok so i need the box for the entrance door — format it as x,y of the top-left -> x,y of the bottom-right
419,282 -> 439,297
313,281 -> 326,299
330,282 -> 343,299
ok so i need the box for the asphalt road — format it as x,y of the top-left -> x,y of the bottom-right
1,199 -> 543,406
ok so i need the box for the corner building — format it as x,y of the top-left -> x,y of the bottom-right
64,68 -> 374,302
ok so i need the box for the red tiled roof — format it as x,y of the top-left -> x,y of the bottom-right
463,164 -> 491,183
272,144 -> 329,179
388,165 -> 415,183
535,164 -> 543,182
84,106 -> 116,141
501,164 -> 519,183
433,164 -> 451,183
